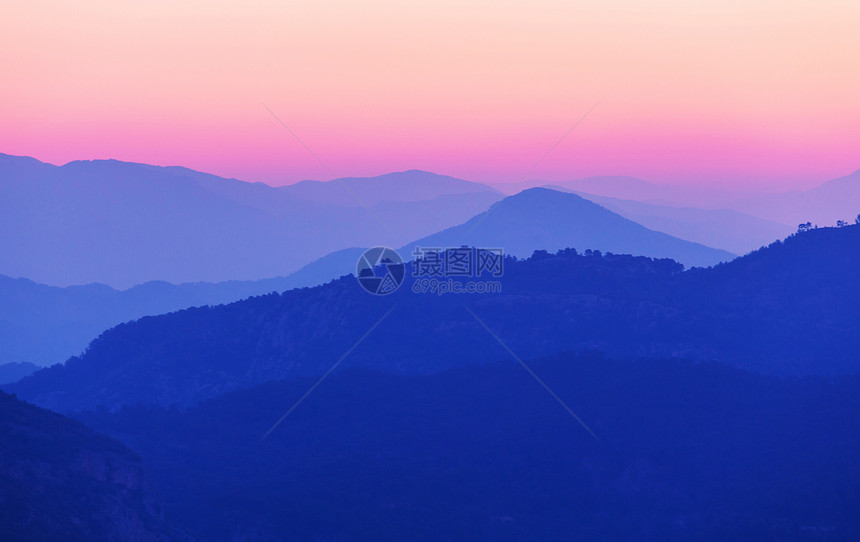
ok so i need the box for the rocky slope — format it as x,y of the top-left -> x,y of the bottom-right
0,390 -> 181,541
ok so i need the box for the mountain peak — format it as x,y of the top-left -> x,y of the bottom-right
408,187 -> 734,267
506,185 -> 587,200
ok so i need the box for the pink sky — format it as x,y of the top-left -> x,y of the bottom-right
2,0 -> 858,190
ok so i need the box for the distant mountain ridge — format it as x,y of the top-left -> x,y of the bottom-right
5,151 -> 854,289
409,188 -> 735,267
490,175 -> 752,207
281,170 -> 500,206
729,169 -> 860,226
282,187 -> 737,286
2,153 -> 854,375
0,154 -> 501,288
493,171 -> 860,228
561,189 -> 793,254
0,273 -> 311,367
0,177 -> 731,368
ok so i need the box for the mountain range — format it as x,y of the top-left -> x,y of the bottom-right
2,155 -> 859,540
491,175 -> 747,207
558,190 -> 793,254
251,187 -> 739,299
8,154 -> 856,292
493,172 -> 860,228
728,168 -> 860,226
0,154 -> 501,288
0,274 -> 305,367
7,224 -> 857,413
408,188 -> 735,267
2,154 -> 857,373
280,170 -> 498,206
0,183 -> 734,368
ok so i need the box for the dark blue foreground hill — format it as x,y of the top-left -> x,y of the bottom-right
0,390 -> 180,541
6,225 -> 859,413
78,354 -> 860,541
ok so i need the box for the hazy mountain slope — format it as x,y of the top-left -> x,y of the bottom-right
0,155 -> 500,287
281,169 -> 500,206
0,193 -> 501,368
150,164 -> 305,216
0,390 -> 179,541
0,155 -> 321,287
561,189 -> 794,254
0,257 -> 378,368
370,189 -> 503,233
0,274 -> 298,367
558,175 -> 692,203
409,188 -> 735,267
274,247 -> 366,289
0,187 -> 498,366
7,225 -> 857,413
490,175 -> 746,207
729,169 -> 860,226
491,170 -> 860,229
0,361 -> 38,384
233,188 -> 737,292
0,177 -> 734,367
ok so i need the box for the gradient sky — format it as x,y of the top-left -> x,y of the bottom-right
2,0 -> 858,189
